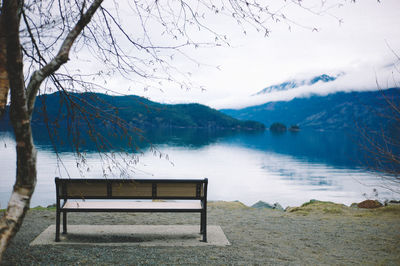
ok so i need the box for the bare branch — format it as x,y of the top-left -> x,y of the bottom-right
26,0 -> 104,116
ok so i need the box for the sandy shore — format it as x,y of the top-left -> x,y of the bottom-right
2,201 -> 400,265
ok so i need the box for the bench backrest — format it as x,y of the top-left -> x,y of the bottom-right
55,178 -> 208,200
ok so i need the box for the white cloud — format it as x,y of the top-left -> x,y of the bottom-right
71,0 -> 400,109
212,59 -> 400,109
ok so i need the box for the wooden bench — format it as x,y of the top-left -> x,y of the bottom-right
55,177 -> 208,242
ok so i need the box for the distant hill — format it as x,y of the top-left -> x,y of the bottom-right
22,92 -> 265,131
221,88 -> 400,131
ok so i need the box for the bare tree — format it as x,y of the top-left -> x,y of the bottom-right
0,0 -> 345,260
0,0 -> 104,259
358,55 -> 400,194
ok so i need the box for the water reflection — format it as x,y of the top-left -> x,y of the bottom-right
30,126 -> 366,170
30,126 -> 241,152
224,130 -> 363,169
0,129 -> 397,209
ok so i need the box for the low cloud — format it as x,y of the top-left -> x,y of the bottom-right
214,59 -> 400,110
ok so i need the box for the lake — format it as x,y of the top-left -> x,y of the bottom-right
0,129 -> 398,209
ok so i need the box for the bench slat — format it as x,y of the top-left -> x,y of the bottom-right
112,182 -> 153,197
157,183 -> 199,197
67,182 -> 107,197
62,201 -> 202,210
60,180 -> 204,198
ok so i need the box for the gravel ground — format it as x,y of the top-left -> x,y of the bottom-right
2,201 -> 400,265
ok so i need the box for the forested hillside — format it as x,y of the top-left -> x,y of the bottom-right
25,92 -> 265,131
222,88 -> 400,131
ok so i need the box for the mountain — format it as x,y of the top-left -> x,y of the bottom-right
254,74 -> 338,95
221,88 -> 400,131
20,92 -> 265,131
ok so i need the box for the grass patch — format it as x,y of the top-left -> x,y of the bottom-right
208,201 -> 249,210
323,207 -> 343,214
376,205 -> 400,214
1,206 -> 56,212
301,199 -> 322,207
30,206 -> 56,211
358,205 -> 400,218
287,200 -> 348,216
287,200 -> 400,219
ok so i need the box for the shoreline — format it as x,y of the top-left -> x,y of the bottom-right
22,198 -> 399,212
2,200 -> 400,264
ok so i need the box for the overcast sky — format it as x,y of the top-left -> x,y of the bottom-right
93,0 -> 400,109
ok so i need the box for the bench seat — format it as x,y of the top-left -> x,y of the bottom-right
63,201 -> 202,210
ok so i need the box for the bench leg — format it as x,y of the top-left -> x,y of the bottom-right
201,210 -> 207,242
55,210 -> 60,242
62,211 -> 67,234
200,212 -> 203,234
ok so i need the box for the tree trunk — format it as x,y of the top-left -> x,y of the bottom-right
0,11 -> 10,117
0,0 -> 104,260
0,0 -> 37,261
0,118 -> 37,261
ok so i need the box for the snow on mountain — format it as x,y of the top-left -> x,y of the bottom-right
254,74 -> 340,95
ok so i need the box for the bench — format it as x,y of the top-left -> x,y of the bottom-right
55,177 -> 208,242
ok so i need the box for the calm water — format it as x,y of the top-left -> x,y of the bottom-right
0,129 -> 397,209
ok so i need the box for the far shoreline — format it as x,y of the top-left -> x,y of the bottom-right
13,198 -> 398,213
